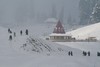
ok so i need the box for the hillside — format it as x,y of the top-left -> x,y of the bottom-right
0,25 -> 100,67
66,22 -> 100,40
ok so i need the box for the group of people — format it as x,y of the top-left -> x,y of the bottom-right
68,51 -> 73,56
83,51 -> 90,56
8,28 -> 29,41
20,29 -> 28,36
58,48 -> 100,57
67,51 -> 88,56
67,51 -> 100,57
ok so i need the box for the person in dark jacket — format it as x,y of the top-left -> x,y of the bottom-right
9,35 -> 12,40
83,51 -> 87,56
71,51 -> 73,56
8,28 -> 12,34
68,51 -> 73,56
97,52 -> 100,56
25,29 -> 28,35
88,51 -> 90,56
20,30 -> 22,35
68,51 -> 71,56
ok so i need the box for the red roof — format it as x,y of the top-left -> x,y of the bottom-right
53,20 -> 65,34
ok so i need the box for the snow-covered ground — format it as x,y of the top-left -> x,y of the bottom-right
66,22 -> 100,40
0,22 -> 100,67
57,42 -> 100,53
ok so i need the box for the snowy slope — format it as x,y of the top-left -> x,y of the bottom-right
11,35 -> 100,67
0,27 -> 20,56
12,23 -> 54,38
57,42 -> 100,53
0,25 -> 100,67
12,35 -> 82,55
66,22 -> 100,40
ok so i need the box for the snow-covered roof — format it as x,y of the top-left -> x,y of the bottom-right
49,33 -> 72,36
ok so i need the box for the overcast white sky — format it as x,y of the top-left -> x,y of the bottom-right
0,0 -> 79,27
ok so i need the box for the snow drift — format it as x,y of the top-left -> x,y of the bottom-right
66,22 -> 100,40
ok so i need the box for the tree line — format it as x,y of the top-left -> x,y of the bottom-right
79,0 -> 100,25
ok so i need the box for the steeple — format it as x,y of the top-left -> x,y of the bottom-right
53,20 -> 65,34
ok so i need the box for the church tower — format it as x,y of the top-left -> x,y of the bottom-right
53,20 -> 65,34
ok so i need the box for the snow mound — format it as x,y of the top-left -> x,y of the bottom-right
66,22 -> 100,40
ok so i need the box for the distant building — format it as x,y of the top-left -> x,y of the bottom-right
86,37 -> 97,42
44,18 -> 58,28
48,20 -> 98,42
49,20 -> 75,42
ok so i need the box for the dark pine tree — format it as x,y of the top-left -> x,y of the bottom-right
79,0 -> 98,25
90,0 -> 100,23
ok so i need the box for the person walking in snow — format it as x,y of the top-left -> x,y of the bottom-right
9,35 -> 12,41
20,30 -> 22,35
25,29 -> 28,35
88,51 -> 90,56
68,51 -> 70,56
71,51 -> 73,56
8,28 -> 12,34
14,32 -> 16,37
83,51 -> 87,56
97,52 -> 100,56
68,51 -> 73,56
8,28 -> 10,33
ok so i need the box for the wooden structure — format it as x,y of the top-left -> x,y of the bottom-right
53,20 -> 65,34
49,20 -> 75,42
